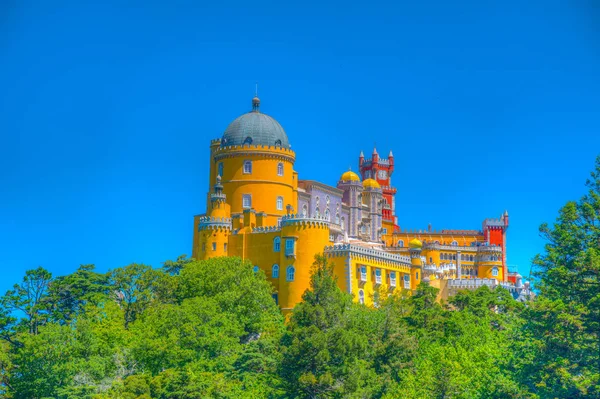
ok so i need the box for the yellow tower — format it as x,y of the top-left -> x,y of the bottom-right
208,96 -> 297,226
409,238 -> 423,289
193,176 -> 231,260
278,214 -> 330,314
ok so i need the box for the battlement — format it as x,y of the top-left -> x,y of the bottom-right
212,142 -> 296,160
251,225 -> 281,233
197,216 -> 232,231
324,243 -> 412,265
281,213 -> 330,228
361,158 -> 391,166
447,278 -> 516,292
484,218 -> 504,226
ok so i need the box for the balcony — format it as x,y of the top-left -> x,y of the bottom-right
360,272 -> 367,283
374,275 -> 382,286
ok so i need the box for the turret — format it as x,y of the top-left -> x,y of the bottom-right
372,147 -> 379,172
337,169 -> 363,238
409,239 -> 423,289
359,151 -> 364,167
388,150 -> 394,174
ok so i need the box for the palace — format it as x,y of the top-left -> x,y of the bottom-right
192,96 -> 530,311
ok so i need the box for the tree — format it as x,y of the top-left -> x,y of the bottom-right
109,263 -> 161,328
280,254 -> 379,398
1,267 -> 52,335
514,155 -> 600,398
46,264 -> 109,324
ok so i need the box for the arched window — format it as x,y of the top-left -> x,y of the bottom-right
452,254 -> 456,261
253,265 -> 259,273
276,196 -> 284,210
491,267 -> 498,277
325,209 -> 330,221
302,204 -> 308,217
273,237 -> 281,252
275,139 -> 282,146
286,266 -> 295,282
218,162 -> 223,177
315,207 -> 320,218
469,255 -> 474,262
358,289 -> 365,304
243,160 -> 252,174
341,217 -> 345,230
398,240 -> 404,247
361,224 -> 366,234
272,264 -> 279,278
451,240 -> 458,246
244,136 -> 253,145
335,213 -> 340,224
277,162 -> 284,176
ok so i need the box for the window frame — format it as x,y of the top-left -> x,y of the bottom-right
286,266 -> 295,282
273,237 -> 281,252
242,194 -> 252,209
276,196 -> 284,211
243,160 -> 252,174
272,264 -> 279,278
277,162 -> 284,176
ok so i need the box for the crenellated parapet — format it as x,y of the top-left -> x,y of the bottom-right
197,216 -> 232,231
250,225 -> 281,234
281,213 -> 330,228
324,243 -> 412,266
212,143 -> 296,163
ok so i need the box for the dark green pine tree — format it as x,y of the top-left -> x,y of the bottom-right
514,155 -> 600,398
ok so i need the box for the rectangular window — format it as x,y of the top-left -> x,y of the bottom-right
224,243 -> 227,252
212,242 -> 216,251
403,274 -> 410,289
360,266 -> 367,282
243,160 -> 252,174
218,162 -> 224,177
375,269 -> 382,285
389,272 -> 397,287
242,194 -> 252,208
276,196 -> 283,210
277,162 -> 284,176
285,239 -> 295,256
382,228 -> 388,234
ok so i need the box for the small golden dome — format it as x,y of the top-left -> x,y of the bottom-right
409,238 -> 423,249
362,178 -> 381,189
341,170 -> 360,182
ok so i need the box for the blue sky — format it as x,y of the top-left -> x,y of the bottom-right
1,0 -> 599,292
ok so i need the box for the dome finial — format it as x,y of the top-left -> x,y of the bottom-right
252,82 -> 260,112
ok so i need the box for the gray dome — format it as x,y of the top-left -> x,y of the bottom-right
221,97 -> 290,148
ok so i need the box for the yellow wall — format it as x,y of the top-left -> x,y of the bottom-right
278,221 -> 330,312
210,144 -> 297,225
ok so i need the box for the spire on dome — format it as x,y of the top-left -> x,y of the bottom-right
251,96 -> 260,112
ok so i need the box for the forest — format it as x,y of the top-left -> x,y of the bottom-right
0,157 -> 598,399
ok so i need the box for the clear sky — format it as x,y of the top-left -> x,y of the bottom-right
1,0 -> 599,292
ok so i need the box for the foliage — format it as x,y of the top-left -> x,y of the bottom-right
0,156 -> 598,398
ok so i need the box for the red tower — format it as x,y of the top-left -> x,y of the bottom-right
483,210 -> 510,282
359,148 -> 398,228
